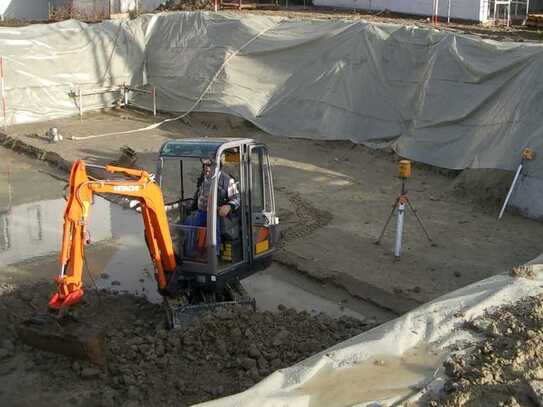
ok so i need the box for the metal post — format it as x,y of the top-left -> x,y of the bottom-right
0,56 -> 7,130
152,87 -> 157,117
447,0 -> 451,22
7,161 -> 12,209
123,85 -> 128,109
494,0 -> 498,24
394,200 -> 405,259
79,87 -> 83,119
498,162 -> 523,219
394,179 -> 407,259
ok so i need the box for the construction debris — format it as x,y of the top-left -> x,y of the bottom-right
428,293 -> 543,406
157,0 -> 213,11
46,127 -> 63,143
511,265 -> 537,280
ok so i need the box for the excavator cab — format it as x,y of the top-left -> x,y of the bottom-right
157,138 -> 279,319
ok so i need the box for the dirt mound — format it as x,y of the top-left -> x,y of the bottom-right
0,281 -> 373,407
452,168 -> 513,210
157,0 -> 213,11
428,293 -> 543,406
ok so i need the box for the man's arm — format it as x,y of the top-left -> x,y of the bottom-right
226,176 -> 240,211
218,172 -> 240,217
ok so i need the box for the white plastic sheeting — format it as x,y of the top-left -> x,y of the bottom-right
196,258 -> 543,407
140,12 -> 543,178
0,18 -> 145,124
3,12 -> 543,178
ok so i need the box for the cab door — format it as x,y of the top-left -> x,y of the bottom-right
248,144 -> 278,259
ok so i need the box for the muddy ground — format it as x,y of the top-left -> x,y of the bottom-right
0,148 -> 382,406
235,7 -> 543,42
426,289 -> 543,406
0,280 -> 373,407
3,110 -> 541,312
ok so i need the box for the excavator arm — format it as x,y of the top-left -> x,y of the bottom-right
49,160 -> 177,310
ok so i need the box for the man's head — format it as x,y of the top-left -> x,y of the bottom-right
201,158 -> 213,178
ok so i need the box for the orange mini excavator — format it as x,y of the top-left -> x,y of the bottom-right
18,138 -> 280,363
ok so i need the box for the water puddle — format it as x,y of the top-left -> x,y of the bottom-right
297,344 -> 445,406
244,266 -> 392,322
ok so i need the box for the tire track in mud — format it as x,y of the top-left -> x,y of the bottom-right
277,190 -> 333,247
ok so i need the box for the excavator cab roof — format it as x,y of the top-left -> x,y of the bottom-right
159,138 -> 254,159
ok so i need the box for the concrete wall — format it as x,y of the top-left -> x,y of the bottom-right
142,0 -> 163,11
74,0 -> 163,14
313,0 -> 488,22
72,0 -> 109,15
115,0 -> 164,12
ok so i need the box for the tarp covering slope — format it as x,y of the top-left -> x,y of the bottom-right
0,18 -> 145,124
141,12 -> 543,176
3,12 -> 543,177
195,258 -> 543,407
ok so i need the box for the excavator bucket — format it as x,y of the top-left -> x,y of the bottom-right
165,280 -> 256,329
16,314 -> 106,366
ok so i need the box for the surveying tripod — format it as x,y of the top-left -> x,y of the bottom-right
375,162 -> 434,259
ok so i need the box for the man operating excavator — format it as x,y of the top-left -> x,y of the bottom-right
183,154 -> 240,258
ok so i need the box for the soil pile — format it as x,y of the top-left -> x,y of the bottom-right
0,281 -> 373,407
428,293 -> 543,406
157,0 -> 213,11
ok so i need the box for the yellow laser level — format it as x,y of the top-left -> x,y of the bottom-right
522,148 -> 535,161
398,160 -> 412,179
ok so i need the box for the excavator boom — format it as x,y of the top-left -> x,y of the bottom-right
49,160 -> 177,310
18,160 -> 178,364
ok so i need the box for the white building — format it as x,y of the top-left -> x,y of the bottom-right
0,0 -> 164,21
0,0 -> 50,20
312,0 -> 531,23
71,0 -> 164,15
